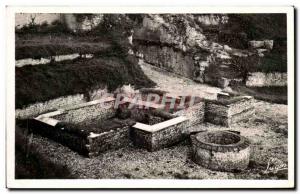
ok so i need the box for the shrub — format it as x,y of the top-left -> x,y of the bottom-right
230,55 -> 260,83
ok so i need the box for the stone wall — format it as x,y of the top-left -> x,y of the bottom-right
28,118 -> 89,155
173,101 -> 205,130
29,97 -> 135,157
87,126 -> 130,157
205,96 -> 255,127
132,116 -> 188,151
136,44 -> 194,78
15,88 -> 108,119
15,94 -> 85,119
29,117 -> 131,158
246,72 -> 287,87
51,100 -> 116,124
151,120 -> 188,151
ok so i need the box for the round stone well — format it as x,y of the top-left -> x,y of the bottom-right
191,131 -> 251,171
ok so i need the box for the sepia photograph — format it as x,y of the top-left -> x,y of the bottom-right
5,6 -> 295,189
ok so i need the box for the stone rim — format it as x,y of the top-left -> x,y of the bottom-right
193,131 -> 250,153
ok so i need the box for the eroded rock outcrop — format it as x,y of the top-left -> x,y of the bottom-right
132,14 -> 254,86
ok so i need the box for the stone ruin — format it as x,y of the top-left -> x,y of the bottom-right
205,92 -> 255,127
28,88 -> 255,171
191,131 -> 251,171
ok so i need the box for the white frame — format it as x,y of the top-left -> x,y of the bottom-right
6,6 -> 295,189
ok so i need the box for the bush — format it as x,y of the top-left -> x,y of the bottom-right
230,55 -> 260,83
16,20 -> 70,35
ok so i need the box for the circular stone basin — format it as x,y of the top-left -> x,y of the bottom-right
190,131 -> 251,171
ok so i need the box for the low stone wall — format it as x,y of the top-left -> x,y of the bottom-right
173,101 -> 205,130
246,72 -> 287,87
15,88 -> 108,119
87,126 -> 131,157
205,96 -> 255,127
51,99 -> 116,124
15,94 -> 85,119
29,117 -> 132,157
28,118 -> 89,155
29,97 -> 135,157
132,116 -> 188,151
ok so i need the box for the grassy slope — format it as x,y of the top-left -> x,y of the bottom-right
16,56 -> 155,109
15,16 -> 156,109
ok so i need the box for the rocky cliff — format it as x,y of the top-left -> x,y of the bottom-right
131,14 -> 287,87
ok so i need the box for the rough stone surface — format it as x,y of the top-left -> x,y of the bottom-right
29,118 -> 132,157
173,101 -> 205,130
249,40 -> 273,50
246,72 -> 287,87
191,131 -> 251,171
136,44 -> 194,78
15,94 -> 85,119
87,126 -> 131,157
205,97 -> 255,127
132,119 -> 189,151
52,101 -> 116,124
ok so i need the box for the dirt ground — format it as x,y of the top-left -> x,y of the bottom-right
139,60 -> 222,100
18,61 -> 288,179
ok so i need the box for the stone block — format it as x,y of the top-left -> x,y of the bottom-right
132,116 -> 188,151
173,100 -> 205,129
205,96 -> 255,127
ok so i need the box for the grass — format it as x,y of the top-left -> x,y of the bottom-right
231,85 -> 287,104
16,56 -> 155,109
16,34 -> 112,60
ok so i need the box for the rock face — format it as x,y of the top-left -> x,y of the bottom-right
133,14 -> 254,85
135,44 -> 194,78
132,14 -> 286,87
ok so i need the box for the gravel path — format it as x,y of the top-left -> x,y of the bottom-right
139,60 -> 221,100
